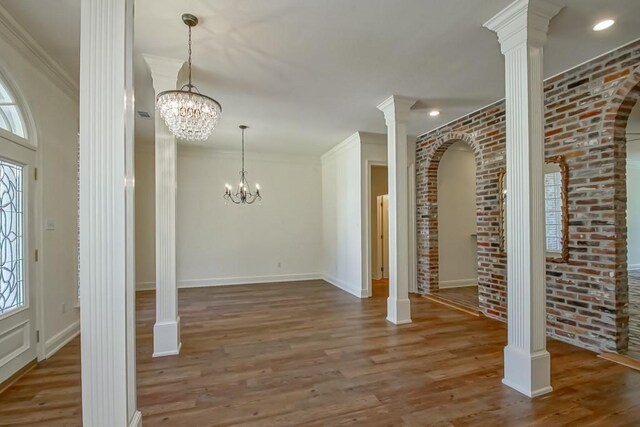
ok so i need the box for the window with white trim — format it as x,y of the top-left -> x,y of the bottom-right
544,171 -> 562,253
0,80 -> 26,138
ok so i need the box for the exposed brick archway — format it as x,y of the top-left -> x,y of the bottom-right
608,66 -> 640,352
419,132 -> 480,292
416,124 -> 509,319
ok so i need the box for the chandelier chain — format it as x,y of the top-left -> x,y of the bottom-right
242,127 -> 245,174
187,24 -> 193,88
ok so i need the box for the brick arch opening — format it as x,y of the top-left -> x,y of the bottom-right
416,131 -> 498,313
609,66 -> 640,353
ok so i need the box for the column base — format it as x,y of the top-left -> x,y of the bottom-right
128,410 -> 142,427
503,345 -> 552,397
153,317 -> 181,357
386,297 -> 412,325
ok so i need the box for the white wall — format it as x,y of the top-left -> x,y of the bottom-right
628,104 -> 640,270
135,145 -> 323,288
437,141 -> 477,287
0,12 -> 80,357
321,133 -> 363,296
135,144 -> 155,287
321,132 -> 388,297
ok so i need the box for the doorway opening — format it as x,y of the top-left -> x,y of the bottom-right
626,95 -> 640,358
431,140 -> 478,312
370,165 -> 388,298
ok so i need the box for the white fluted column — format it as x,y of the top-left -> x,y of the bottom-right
484,0 -> 563,398
377,95 -> 416,325
80,0 -> 141,425
142,54 -> 185,357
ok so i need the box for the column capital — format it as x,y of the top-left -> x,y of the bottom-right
142,53 -> 185,94
483,0 -> 564,53
377,95 -> 416,126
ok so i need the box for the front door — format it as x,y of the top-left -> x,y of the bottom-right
0,135 -> 36,385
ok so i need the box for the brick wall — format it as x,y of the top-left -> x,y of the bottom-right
416,40 -> 640,353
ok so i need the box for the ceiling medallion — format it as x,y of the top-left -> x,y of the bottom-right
156,13 -> 222,142
224,125 -> 262,205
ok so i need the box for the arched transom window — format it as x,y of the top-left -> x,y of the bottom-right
0,78 -> 26,139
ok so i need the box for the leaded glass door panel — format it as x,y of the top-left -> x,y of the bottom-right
0,136 -> 35,385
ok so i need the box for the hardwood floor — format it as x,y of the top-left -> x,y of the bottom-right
371,278 -> 389,298
1,280 -> 640,426
431,285 -> 479,311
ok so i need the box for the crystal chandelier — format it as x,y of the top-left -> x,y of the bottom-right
224,125 -> 262,205
156,14 -> 222,142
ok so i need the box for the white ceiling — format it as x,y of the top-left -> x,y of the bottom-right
1,0 -> 640,155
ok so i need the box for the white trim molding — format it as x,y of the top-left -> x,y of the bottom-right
136,281 -> 156,291
377,95 -> 416,325
179,273 -> 322,288
144,54 -> 183,359
45,320 -> 80,359
439,279 -> 478,289
79,0 -> 140,424
0,4 -> 78,99
321,131 -> 361,162
484,0 -> 563,399
129,410 -> 142,427
321,275 -> 366,299
137,274 -> 324,291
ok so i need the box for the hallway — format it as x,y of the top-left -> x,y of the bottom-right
1,280 -> 639,426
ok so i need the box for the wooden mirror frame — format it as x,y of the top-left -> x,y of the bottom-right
498,155 -> 569,263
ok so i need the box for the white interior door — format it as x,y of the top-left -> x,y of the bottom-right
377,195 -> 390,280
0,135 -> 36,385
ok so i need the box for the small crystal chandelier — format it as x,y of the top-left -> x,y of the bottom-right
224,125 -> 262,205
156,13 -> 222,142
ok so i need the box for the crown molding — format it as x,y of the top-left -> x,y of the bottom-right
0,4 -> 78,99
359,131 -> 387,146
321,131 -> 361,162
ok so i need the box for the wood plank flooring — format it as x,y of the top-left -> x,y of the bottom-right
1,279 -> 640,426
431,286 -> 479,312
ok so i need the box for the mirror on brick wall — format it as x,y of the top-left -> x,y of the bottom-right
498,156 -> 569,263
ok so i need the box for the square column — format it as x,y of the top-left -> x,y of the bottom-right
377,95 -> 416,325
484,0 -> 563,397
79,0 -> 141,425
143,55 -> 185,357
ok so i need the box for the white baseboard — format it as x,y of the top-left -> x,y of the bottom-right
439,278 -> 477,289
137,274 -> 322,291
129,411 -> 142,427
179,273 -> 322,288
322,274 -> 365,298
136,281 -> 155,291
45,320 -> 80,359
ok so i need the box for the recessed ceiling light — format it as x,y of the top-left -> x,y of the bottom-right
593,19 -> 615,32
429,110 -> 440,117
